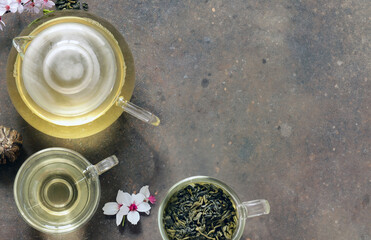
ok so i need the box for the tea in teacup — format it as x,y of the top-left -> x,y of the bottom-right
14,148 -> 118,233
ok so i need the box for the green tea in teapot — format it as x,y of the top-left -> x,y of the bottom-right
13,16 -> 126,127
163,183 -> 238,240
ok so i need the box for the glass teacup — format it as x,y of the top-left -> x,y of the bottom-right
13,147 -> 118,234
158,176 -> 270,240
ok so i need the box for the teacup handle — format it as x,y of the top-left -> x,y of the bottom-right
116,96 -> 160,126
94,155 -> 119,175
239,199 -> 270,219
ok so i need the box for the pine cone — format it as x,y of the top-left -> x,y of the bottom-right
0,126 -> 23,164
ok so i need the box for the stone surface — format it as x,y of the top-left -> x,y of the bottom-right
0,0 -> 370,239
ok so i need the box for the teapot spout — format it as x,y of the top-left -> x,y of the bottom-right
13,36 -> 34,59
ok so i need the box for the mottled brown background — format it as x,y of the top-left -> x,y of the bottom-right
0,0 -> 370,239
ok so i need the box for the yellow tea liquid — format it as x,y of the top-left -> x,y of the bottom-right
24,158 -> 90,225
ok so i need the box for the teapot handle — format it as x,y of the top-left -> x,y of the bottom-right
13,36 -> 34,59
116,96 -> 160,126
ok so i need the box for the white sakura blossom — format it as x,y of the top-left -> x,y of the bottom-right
103,190 -> 151,225
0,0 -> 19,16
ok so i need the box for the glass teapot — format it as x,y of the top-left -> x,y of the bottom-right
7,11 -> 159,139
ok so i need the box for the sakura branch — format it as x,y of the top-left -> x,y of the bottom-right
0,0 -> 55,30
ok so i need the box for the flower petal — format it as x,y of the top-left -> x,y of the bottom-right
132,193 -> 145,205
148,195 -> 157,204
145,210 -> 150,215
117,190 -> 131,206
116,206 -> 129,226
17,4 -> 24,13
127,211 -> 140,225
102,202 -> 119,215
10,5 -> 18,13
139,185 -> 150,198
137,202 -> 151,213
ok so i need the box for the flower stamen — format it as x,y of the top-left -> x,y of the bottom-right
129,203 -> 138,212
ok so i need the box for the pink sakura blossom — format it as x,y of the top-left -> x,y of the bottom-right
0,0 -> 19,16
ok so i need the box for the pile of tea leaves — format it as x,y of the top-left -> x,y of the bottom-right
55,0 -> 88,10
163,183 -> 237,240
